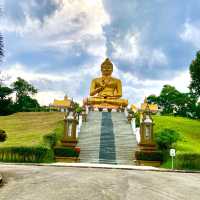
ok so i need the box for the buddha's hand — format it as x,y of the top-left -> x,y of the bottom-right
95,86 -> 104,93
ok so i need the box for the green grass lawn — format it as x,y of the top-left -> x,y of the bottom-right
0,112 -> 64,147
0,112 -> 200,166
153,115 -> 200,153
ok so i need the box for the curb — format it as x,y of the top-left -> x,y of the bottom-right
0,162 -> 200,173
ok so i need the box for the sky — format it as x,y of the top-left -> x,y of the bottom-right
1,0 -> 200,106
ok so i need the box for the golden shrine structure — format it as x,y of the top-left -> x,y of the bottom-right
50,95 -> 72,112
130,97 -> 159,114
141,97 -> 158,113
84,58 -> 128,110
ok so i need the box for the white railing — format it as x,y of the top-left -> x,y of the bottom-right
76,115 -> 83,138
130,118 -> 140,144
124,108 -> 128,117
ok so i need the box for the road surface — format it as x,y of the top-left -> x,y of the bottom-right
0,164 -> 200,200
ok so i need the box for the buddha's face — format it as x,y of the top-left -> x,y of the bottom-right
101,65 -> 113,76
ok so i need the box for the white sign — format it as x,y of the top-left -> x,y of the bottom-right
170,149 -> 176,157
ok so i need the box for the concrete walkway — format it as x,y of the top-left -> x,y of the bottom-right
0,164 -> 200,200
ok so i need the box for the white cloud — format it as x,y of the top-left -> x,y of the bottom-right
116,69 -> 190,106
111,32 -> 140,62
149,49 -> 168,67
110,31 -> 168,70
1,0 -> 110,58
180,22 -> 200,49
1,61 -> 103,105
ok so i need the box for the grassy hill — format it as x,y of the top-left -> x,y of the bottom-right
153,115 -> 200,153
0,112 -> 200,166
0,112 -> 64,147
0,112 -> 199,152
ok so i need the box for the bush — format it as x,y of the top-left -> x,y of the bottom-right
43,132 -> 57,148
176,152 -> 200,170
135,150 -> 163,161
0,146 -> 54,163
0,129 -> 7,142
54,146 -> 79,157
133,112 -> 140,127
155,128 -> 180,150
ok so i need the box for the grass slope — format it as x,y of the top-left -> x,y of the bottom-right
0,112 -> 64,147
153,115 -> 200,152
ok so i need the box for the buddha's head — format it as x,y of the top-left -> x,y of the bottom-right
101,58 -> 113,76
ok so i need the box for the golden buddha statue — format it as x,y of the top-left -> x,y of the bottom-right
84,58 -> 128,109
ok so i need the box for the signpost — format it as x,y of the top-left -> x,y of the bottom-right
170,149 -> 176,169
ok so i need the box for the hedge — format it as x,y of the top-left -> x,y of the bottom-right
135,150 -> 164,162
0,146 -> 54,163
175,152 -> 200,170
54,146 -> 79,157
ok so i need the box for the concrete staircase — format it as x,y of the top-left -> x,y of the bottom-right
77,111 -> 138,165
78,112 -> 102,163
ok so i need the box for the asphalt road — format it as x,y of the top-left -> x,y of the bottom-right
0,164 -> 200,200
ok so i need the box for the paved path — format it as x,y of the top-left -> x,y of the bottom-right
0,164 -> 200,200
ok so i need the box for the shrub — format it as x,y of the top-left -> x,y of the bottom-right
54,146 -> 79,157
133,112 -> 140,127
0,129 -> 7,142
155,128 -> 180,150
43,132 -> 57,148
135,150 -> 163,161
176,152 -> 200,170
0,146 -> 54,163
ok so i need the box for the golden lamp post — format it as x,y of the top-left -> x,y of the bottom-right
139,105 -> 156,150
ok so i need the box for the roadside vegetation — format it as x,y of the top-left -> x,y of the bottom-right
153,115 -> 200,169
0,112 -> 64,162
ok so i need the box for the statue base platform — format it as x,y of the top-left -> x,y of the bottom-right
61,139 -> 78,147
139,143 -> 156,151
83,97 -> 128,110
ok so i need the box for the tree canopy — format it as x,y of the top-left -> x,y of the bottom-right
189,51 -> 200,97
12,77 -> 37,100
147,84 -> 199,118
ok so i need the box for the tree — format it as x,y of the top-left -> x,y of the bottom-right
189,51 -> 200,97
0,85 -> 14,115
147,94 -> 158,104
12,77 -> 39,112
147,85 -> 199,118
12,77 -> 37,100
158,85 -> 181,114
14,95 -> 40,112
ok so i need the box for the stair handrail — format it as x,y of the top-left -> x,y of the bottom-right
76,114 -> 82,138
130,118 -> 140,144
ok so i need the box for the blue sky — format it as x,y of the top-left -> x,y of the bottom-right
1,0 -> 200,105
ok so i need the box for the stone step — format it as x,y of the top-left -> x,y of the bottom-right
77,111 -> 138,165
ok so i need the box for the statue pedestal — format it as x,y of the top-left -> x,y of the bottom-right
60,139 -> 78,147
